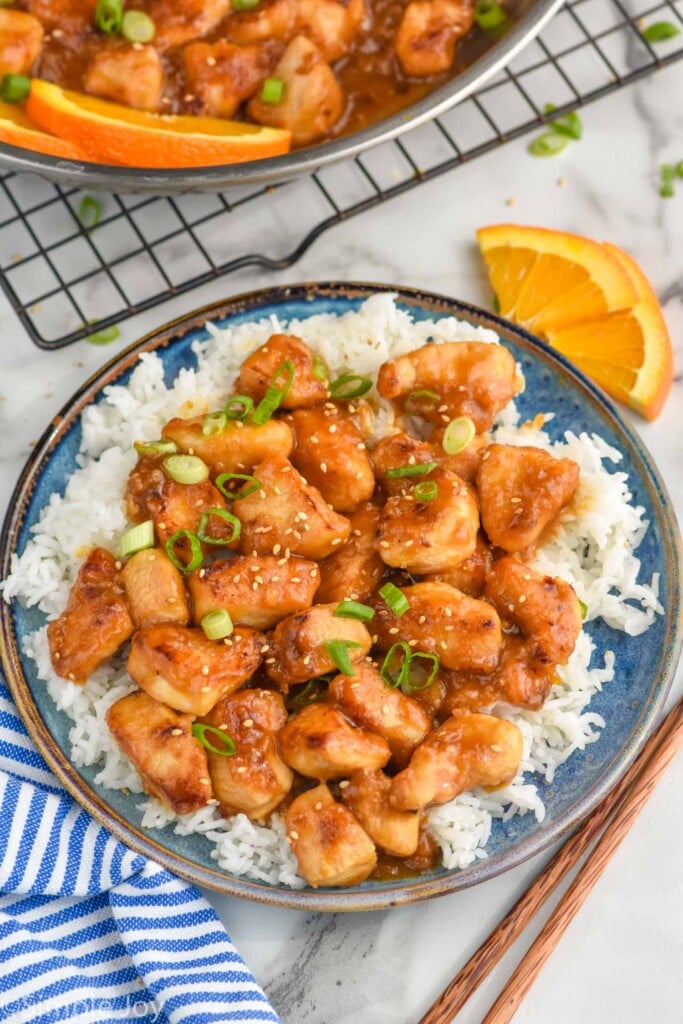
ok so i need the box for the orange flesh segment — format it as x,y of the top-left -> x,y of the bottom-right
476,225 -> 674,421
0,98 -> 87,160
25,79 -> 291,167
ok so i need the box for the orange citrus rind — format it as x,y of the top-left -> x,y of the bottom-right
0,98 -> 88,161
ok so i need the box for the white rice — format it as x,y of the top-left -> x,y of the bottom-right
1,295 -> 662,886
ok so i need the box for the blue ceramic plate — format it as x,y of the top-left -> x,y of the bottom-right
1,283 -> 681,912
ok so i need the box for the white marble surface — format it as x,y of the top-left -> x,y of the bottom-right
1,60 -> 682,1024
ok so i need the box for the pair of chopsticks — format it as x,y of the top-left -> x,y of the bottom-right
420,697 -> 683,1024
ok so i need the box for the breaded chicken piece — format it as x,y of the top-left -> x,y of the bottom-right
341,769 -> 420,857
286,783 -> 377,887
288,405 -> 375,513
235,333 -> 330,410
83,43 -> 163,112
106,690 -> 212,815
279,703 -> 391,778
47,547 -> 133,684
266,603 -> 372,689
121,547 -> 190,628
182,40 -> 273,118
161,416 -> 293,477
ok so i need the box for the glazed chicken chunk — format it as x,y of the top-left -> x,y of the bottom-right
121,547 -> 190,628
236,333 -> 330,410
328,663 -> 432,766
247,35 -> 345,146
390,710 -> 524,811
83,44 -> 163,112
377,341 -> 520,433
373,581 -> 502,674
296,0 -> 366,62
127,623 -> 265,716
200,689 -> 293,820
0,9 -> 43,77
286,783 -> 377,887
395,0 -> 474,77
47,547 -> 133,684
25,0 -> 95,33
161,415 -> 293,478
106,690 -> 212,815
288,405 -> 375,513
226,0 -> 297,46
477,444 -> 580,552
484,556 -> 582,665
143,0 -> 232,50
376,467 -> 479,574
372,432 -> 441,497
424,531 -> 493,597
233,453 -> 351,560
188,555 -> 319,631
341,769 -> 421,857
443,636 -> 557,713
279,703 -> 391,778
124,455 -> 238,549
315,501 -> 385,603
182,41 -> 273,119
266,602 -> 372,688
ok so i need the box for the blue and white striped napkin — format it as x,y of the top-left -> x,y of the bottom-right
0,670 -> 282,1024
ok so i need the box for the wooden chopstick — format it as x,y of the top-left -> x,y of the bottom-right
419,697 -> 683,1024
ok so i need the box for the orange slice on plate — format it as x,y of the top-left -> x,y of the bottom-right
26,80 -> 291,168
0,98 -> 88,161
476,224 -> 674,421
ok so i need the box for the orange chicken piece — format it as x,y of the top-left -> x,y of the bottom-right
266,603 -> 372,689
278,703 -> 391,778
286,783 -> 377,887
120,547 -> 190,628
341,769 -> 420,857
235,333 -> 330,410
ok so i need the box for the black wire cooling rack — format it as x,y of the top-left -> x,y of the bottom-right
1,0 -> 682,349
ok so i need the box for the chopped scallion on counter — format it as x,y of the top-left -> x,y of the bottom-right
86,324 -> 120,345
642,20 -> 681,42
197,507 -> 241,546
334,600 -> 375,622
119,520 -> 154,558
543,103 -> 583,140
379,582 -> 410,616
77,195 -> 102,230
164,529 -> 203,572
660,163 -> 676,198
162,454 -> 209,484
201,609 -> 234,640
191,723 -> 236,755
528,132 -> 570,157
325,639 -> 364,676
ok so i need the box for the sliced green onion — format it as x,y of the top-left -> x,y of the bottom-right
202,411 -> 227,436
164,529 -> 203,573
676,160 -> 683,179
404,651 -> 440,691
312,355 -> 329,382
413,480 -> 438,503
232,0 -> 261,9
121,9 -> 155,42
379,582 -> 410,616
642,21 -> 680,42
442,416 -> 476,455
385,461 -> 438,479
119,520 -> 154,558
528,132 -> 570,157
251,385 -> 284,425
162,454 -> 209,485
543,103 -> 583,140
197,508 -> 241,546
77,194 -> 102,231
380,641 -> 412,688
334,600 -> 375,622
191,723 -> 236,756
474,0 -> 506,29
224,395 -> 254,420
134,439 -> 178,458
86,324 -> 120,345
404,389 -> 440,413
0,73 -> 31,103
329,373 -> 373,400
201,609 -> 234,640
95,0 -> 123,34
292,679 -> 327,706
660,163 -> 676,198
578,598 -> 588,620
215,472 -> 260,501
261,76 -> 285,105
325,639 -> 364,676
272,359 -> 295,398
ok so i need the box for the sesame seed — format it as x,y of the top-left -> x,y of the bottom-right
68,673 -> 75,681
236,766 -> 248,774
54,652 -> 61,661
199,568 -> 206,578
331,538 -> 343,546
207,55 -> 217,65
260,644 -> 270,653
274,486 -> 281,495
285,548 -> 291,558
289,830 -> 299,840
320,463 -> 328,473
418,615 -> 427,625
223,639 -> 233,646
379,540 -> 390,548
254,526 -> 273,534
339,780 -> 350,789
329,424 -> 337,433
314,801 -> 323,811
519,595 -> 527,604
405,540 -> 414,548
277,557 -> 287,566
293,530 -> 302,540
200,685 -> 210,693
201,665 -> 209,675
184,93 -> 195,102
445,607 -> 452,617
199,777 -> 209,784
357,442 -> 366,450
166,597 -> 177,604
259,490 -> 267,499
265,657 -> 276,665
482,452 -> 492,462
252,582 -> 259,591
508,604 -> 515,612
440,641 -> 447,650
524,573 -> 532,581
350,682 -> 360,689
310,567 -> 318,577
389,627 -> 399,635
381,704 -> 389,715
408,638 -> 418,646
271,575 -> 280,582
273,543 -> 281,555
219,723 -> 228,730
115,560 -> 122,571
310,435 -> 319,444
170,728 -> 183,736
408,455 -> 416,465
243,719 -> 254,728
352,529 -> 362,537
291,576 -> 302,583
233,574 -> 242,583
510,497 -> 522,504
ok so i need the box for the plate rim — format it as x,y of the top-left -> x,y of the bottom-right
2,280 -> 681,912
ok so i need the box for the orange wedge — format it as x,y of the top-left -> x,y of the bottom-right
0,99 -> 88,161
26,79 -> 291,168
476,224 -> 674,421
